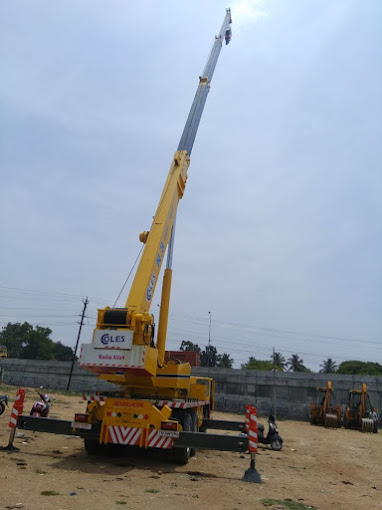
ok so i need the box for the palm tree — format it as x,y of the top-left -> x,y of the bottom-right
180,340 -> 201,353
320,358 -> 338,373
271,351 -> 286,371
217,353 -> 234,368
287,354 -> 306,372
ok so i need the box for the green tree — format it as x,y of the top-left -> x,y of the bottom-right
180,340 -> 201,353
320,358 -> 338,374
287,354 -> 310,372
52,341 -> 75,361
217,352 -> 234,368
179,341 -> 233,368
337,360 -> 382,375
0,322 -> 74,361
271,351 -> 286,371
22,326 -> 54,360
241,356 -> 274,371
0,322 -> 33,357
200,345 -> 219,367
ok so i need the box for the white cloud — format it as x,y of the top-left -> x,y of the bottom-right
231,0 -> 268,29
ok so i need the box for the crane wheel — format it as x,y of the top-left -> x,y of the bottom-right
173,411 -> 192,465
0,403 -> 5,416
84,439 -> 103,455
190,411 -> 198,457
199,405 -> 210,432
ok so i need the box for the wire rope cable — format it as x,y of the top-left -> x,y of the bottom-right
112,245 -> 144,308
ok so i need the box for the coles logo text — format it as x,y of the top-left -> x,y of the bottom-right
101,334 -> 126,345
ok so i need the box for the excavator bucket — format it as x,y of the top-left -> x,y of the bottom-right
324,413 -> 339,428
361,418 -> 375,433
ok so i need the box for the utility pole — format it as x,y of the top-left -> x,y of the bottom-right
208,311 -> 212,367
208,311 -> 212,347
67,297 -> 88,391
272,346 -> 277,419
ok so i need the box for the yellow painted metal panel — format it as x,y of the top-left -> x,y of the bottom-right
126,151 -> 189,314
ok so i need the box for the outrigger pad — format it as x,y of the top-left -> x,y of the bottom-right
0,443 -> 20,452
242,467 -> 262,484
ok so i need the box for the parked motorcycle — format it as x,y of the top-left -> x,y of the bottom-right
0,395 -> 9,416
30,393 -> 51,418
258,415 -> 283,451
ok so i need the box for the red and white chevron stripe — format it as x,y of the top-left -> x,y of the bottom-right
245,403 -> 250,432
146,429 -> 174,449
109,426 -> 142,446
247,405 -> 258,453
83,395 -> 106,402
108,426 -> 174,449
9,407 -> 19,428
82,396 -> 206,409
154,400 -> 206,409
9,388 -> 26,429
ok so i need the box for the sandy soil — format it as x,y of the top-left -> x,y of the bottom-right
0,385 -> 381,510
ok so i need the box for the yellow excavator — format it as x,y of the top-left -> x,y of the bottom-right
309,380 -> 341,428
343,383 -> 378,433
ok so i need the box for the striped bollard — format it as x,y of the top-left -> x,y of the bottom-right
0,388 -> 26,452
245,403 -> 250,432
242,405 -> 261,483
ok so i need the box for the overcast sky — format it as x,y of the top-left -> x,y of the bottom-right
1,0 -> 381,370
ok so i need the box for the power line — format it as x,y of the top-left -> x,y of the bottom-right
0,284 -> 106,305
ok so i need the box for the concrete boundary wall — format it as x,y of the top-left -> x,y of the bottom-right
0,359 -> 119,393
192,367 -> 382,421
1,359 -> 381,421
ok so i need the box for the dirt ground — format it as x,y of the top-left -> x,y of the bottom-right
0,385 -> 381,510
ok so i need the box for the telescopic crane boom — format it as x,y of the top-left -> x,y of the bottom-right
80,9 -> 232,381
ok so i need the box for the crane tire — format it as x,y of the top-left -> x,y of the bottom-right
173,412 -> 192,465
0,402 -> 5,416
199,405 -> 209,432
190,411 -> 198,457
84,439 -> 103,455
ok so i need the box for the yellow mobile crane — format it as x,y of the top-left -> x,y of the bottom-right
11,10 -> 256,465
74,9 -> 234,464
8,13 -> 271,475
